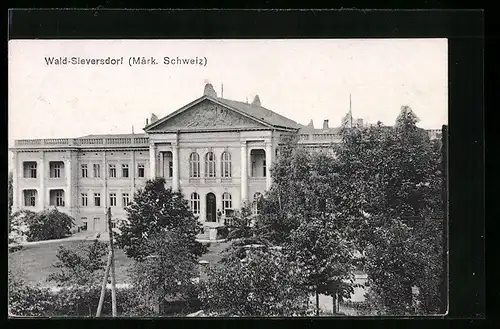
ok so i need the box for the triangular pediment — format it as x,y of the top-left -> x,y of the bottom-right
146,97 -> 271,132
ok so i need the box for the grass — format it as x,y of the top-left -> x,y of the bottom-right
8,239 -> 232,286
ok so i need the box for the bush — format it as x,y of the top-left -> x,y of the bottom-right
8,271 -> 56,317
216,226 -> 229,239
25,208 -> 75,242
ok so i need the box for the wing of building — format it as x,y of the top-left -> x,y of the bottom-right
9,83 -> 443,232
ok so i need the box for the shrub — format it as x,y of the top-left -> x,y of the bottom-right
25,208 -> 74,242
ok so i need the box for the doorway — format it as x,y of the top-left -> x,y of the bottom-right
206,192 -> 216,222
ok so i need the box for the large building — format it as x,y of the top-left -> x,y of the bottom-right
9,83 -> 442,232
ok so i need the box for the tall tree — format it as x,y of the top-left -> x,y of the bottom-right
129,230 -> 199,314
200,248 -> 310,316
254,143 -> 355,315
335,106 -> 444,314
8,171 -> 13,219
115,177 -> 204,261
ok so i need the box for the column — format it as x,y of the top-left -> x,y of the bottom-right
172,142 -> 180,191
65,155 -> 72,211
12,152 -> 18,212
240,141 -> 248,206
39,151 -> 45,210
131,151 -> 136,197
159,151 -> 164,177
149,142 -> 157,178
265,142 -> 273,190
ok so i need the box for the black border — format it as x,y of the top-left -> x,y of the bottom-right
5,8 -> 485,329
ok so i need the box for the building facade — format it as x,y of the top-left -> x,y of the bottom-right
10,83 -> 442,232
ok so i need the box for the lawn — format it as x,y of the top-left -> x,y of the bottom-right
8,239 -> 231,286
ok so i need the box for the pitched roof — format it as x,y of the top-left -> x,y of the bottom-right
216,97 -> 304,130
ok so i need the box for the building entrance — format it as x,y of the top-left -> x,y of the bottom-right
206,193 -> 216,222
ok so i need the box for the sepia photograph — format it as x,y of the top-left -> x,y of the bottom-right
8,38 -> 448,317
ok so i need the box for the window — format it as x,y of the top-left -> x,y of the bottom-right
122,193 -> 130,207
122,164 -> 129,178
23,162 -> 37,178
111,221 -> 117,229
190,192 -> 200,215
222,192 -> 232,214
50,162 -> 64,178
94,193 -> 101,207
189,153 -> 200,178
263,160 -> 267,177
252,192 -> 262,215
55,190 -> 64,207
109,193 -> 117,206
81,193 -> 88,206
24,190 -> 36,207
137,164 -> 145,178
109,164 -> 116,178
205,152 -> 216,178
251,160 -> 256,177
168,161 -> 173,178
93,164 -> 101,178
81,164 -> 88,178
81,218 -> 88,231
221,151 -> 232,178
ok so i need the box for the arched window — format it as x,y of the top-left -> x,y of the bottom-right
190,192 -> 200,215
189,153 -> 200,178
221,151 -> 232,178
205,152 -> 216,178
252,192 -> 262,215
222,192 -> 232,214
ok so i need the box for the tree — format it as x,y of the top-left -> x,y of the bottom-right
200,248 -> 311,316
24,208 -> 74,242
8,270 -> 56,317
8,171 -> 13,219
335,106 -> 444,314
286,218 -> 355,315
9,210 -> 36,244
129,230 -> 199,313
115,177 -> 204,261
47,239 -> 108,316
253,144 -> 355,315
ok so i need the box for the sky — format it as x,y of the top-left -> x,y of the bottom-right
9,39 -> 447,146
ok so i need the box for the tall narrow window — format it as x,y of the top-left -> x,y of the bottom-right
222,192 -> 232,214
81,193 -> 88,206
24,190 -> 37,207
263,160 -> 267,177
190,192 -> 200,215
81,164 -> 88,178
221,151 -> 232,178
109,164 -> 116,178
81,218 -> 88,231
94,193 -> 101,207
109,193 -> 117,206
122,193 -> 130,207
93,164 -> 101,178
137,164 -> 145,178
23,162 -> 37,178
168,161 -> 173,178
189,153 -> 200,178
122,164 -> 129,178
205,152 -> 216,178
50,162 -> 64,178
55,190 -> 64,207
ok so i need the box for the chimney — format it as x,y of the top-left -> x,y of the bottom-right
323,119 -> 329,129
146,118 -> 149,126
203,83 -> 217,98
252,95 -> 261,106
